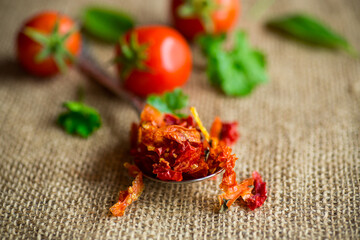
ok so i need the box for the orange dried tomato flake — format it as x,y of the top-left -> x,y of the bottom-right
219,171 -> 267,211
210,116 -> 222,139
110,163 -> 144,217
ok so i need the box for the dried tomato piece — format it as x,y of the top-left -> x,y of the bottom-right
185,158 -> 209,179
218,171 -> 267,211
164,114 -> 196,128
210,117 -> 222,139
220,122 -> 239,146
140,104 -> 164,127
110,163 -> 144,217
153,157 -> 183,181
181,115 -> 195,128
207,141 -> 237,183
162,125 -> 201,145
210,117 -> 239,146
139,124 -> 201,147
218,177 -> 253,211
173,142 -> 202,172
164,114 -> 180,125
153,167 -> 183,181
242,171 -> 267,210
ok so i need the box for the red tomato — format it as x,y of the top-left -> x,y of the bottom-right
115,26 -> 192,97
17,11 -> 81,77
171,0 -> 240,40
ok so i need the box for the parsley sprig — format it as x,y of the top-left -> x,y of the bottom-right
57,90 -> 101,138
198,31 -> 268,96
146,88 -> 189,117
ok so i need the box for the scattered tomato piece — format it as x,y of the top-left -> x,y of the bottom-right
210,117 -> 239,146
219,171 -> 267,211
244,171 -> 267,210
110,163 -> 144,217
220,122 -> 239,146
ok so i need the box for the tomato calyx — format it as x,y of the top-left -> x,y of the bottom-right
177,0 -> 218,32
23,19 -> 77,73
114,32 -> 149,79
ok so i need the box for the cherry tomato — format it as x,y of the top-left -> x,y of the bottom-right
115,26 -> 192,97
17,11 -> 81,77
171,0 -> 240,40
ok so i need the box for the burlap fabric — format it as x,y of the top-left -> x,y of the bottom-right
0,0 -> 359,239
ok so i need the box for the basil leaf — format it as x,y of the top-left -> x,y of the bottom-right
146,89 -> 189,117
267,14 -> 357,55
198,31 -> 268,97
81,6 -> 135,43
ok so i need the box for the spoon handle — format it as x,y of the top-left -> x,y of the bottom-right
77,44 -> 144,115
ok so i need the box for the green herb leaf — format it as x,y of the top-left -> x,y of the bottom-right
267,13 -> 357,55
197,31 -> 268,97
81,6 -> 135,43
146,89 -> 189,117
57,101 -> 101,138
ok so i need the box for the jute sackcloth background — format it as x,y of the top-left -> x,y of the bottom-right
0,0 -> 359,239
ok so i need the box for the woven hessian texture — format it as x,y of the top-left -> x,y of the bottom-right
0,0 -> 359,239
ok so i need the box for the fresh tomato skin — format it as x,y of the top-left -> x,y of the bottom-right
171,0 -> 240,40
116,26 -> 192,97
16,11 -> 81,77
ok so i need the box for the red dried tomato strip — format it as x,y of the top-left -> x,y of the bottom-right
110,163 -> 144,216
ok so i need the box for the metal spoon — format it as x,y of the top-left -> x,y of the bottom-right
77,43 -> 224,184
